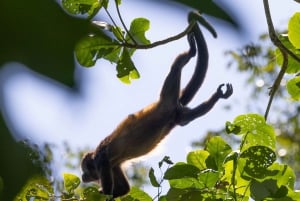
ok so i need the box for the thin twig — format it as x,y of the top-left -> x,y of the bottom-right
104,8 -> 126,41
122,20 -> 196,49
114,0 -> 137,45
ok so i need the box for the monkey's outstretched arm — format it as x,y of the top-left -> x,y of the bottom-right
94,152 -> 114,196
111,166 -> 130,197
178,83 -> 233,126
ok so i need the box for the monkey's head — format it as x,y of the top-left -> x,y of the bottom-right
81,152 -> 99,182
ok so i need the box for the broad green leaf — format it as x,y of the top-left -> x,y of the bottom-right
222,160 -> 251,197
250,179 -> 288,200
63,173 -> 80,194
127,18 -> 151,46
265,163 -> 295,189
81,186 -> 107,201
121,187 -> 152,201
166,188 -> 203,201
187,150 -> 209,170
276,35 -> 300,74
288,12 -> 300,49
286,76 -> 300,101
164,163 -> 200,180
75,34 -> 117,67
239,146 -> 276,179
149,167 -> 160,187
169,177 -> 202,189
62,0 -> 102,18
14,176 -> 53,201
231,114 -> 276,151
198,169 -> 219,188
205,136 -> 232,171
116,49 -> 140,84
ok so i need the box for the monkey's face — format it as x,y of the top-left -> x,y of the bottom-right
81,152 -> 99,182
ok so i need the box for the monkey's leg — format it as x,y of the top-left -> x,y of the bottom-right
159,35 -> 196,107
179,24 -> 209,106
178,84 -> 233,125
111,165 -> 130,197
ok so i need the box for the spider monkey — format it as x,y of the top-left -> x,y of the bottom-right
81,13 -> 233,198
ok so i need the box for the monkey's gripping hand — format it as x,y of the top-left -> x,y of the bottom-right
216,83 -> 233,99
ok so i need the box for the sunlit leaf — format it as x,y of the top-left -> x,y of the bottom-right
121,187 -> 152,201
164,163 -> 200,180
276,35 -> 300,74
230,114 -> 276,151
187,150 -> 209,170
288,12 -> 300,49
81,186 -> 107,201
62,0 -> 102,18
14,176 -> 53,201
286,76 -> 300,101
205,136 -> 232,171
116,49 -> 140,83
63,173 -> 80,194
75,34 -> 117,67
127,18 -> 151,46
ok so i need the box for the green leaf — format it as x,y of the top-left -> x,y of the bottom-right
288,12 -> 300,49
239,146 -> 276,178
81,186 -> 107,201
205,136 -> 232,171
276,35 -> 300,74
166,188 -> 203,201
164,163 -> 200,180
149,168 -> 160,187
116,49 -> 140,84
169,177 -> 202,189
267,163 -> 296,189
198,169 -> 219,188
121,187 -> 152,201
14,176 -> 53,201
63,173 -> 80,194
231,114 -> 276,151
187,150 -> 210,170
286,76 -> 300,101
127,18 -> 151,45
75,34 -> 117,67
62,0 -> 102,18
250,179 -> 288,200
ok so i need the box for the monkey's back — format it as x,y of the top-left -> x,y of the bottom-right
101,102 -> 177,166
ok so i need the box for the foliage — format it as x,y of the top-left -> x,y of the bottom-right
61,0 -> 237,84
226,10 -> 300,182
15,115 -> 300,200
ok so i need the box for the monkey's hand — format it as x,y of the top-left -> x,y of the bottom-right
216,83 -> 233,99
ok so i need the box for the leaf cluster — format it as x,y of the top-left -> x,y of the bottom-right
15,115 -> 300,201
